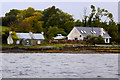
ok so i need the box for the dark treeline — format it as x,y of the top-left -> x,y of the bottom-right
1,5 -> 120,43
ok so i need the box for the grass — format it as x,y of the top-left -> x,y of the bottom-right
2,43 -> 83,48
2,43 -> 119,49
2,43 -> 81,48
0,26 -> 11,31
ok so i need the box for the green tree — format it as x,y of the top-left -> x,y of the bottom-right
2,9 -> 20,27
75,19 -> 83,27
42,6 -> 74,34
107,21 -> 118,42
2,15 -> 17,27
81,5 -> 118,43
2,29 -> 9,44
46,26 -> 66,40
13,10 -> 43,33
5,9 -> 20,16
11,31 -> 18,40
17,7 -> 35,21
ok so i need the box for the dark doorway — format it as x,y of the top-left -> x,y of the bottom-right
75,38 -> 78,40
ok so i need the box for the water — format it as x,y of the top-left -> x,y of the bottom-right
1,53 -> 119,78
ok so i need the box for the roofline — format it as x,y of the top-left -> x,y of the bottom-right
75,26 -> 102,29
67,27 -> 83,37
70,26 -> 111,38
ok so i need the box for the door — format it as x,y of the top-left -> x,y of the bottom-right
75,38 -> 78,40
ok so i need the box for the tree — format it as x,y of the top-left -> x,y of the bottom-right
81,5 -> 119,43
11,31 -> 19,44
13,9 -> 43,33
42,6 -> 75,34
42,6 -> 59,28
64,20 -> 75,33
75,19 -> 83,26
83,5 -> 114,27
5,9 -> 20,16
2,9 -> 20,27
107,21 -> 118,42
17,7 -> 35,21
2,15 -> 17,26
2,29 -> 9,44
46,26 -> 66,40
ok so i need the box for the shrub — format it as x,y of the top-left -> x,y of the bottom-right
84,34 -> 105,45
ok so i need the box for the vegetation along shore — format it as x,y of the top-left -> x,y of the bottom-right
2,44 -> 120,53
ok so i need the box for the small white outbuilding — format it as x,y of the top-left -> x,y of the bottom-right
7,31 -> 13,45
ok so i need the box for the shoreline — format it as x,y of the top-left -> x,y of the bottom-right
2,45 -> 120,53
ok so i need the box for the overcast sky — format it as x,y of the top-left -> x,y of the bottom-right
0,2 -> 119,22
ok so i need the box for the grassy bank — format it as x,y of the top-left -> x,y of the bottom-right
0,26 -> 11,31
2,44 -> 120,53
2,43 -> 82,48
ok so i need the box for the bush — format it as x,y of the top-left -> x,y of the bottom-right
84,34 -> 105,45
94,36 -> 105,44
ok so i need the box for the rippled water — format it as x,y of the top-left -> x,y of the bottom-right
1,53 -> 119,78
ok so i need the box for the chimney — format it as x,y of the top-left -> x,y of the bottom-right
100,28 -> 103,37
41,32 -> 44,35
29,32 -> 33,38
9,31 -> 12,35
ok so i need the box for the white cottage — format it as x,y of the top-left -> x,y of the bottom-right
67,27 -> 111,43
16,32 -> 44,46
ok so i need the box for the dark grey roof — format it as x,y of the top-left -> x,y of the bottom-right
16,33 -> 44,40
33,34 -> 44,39
75,27 -> 111,38
16,33 -> 31,39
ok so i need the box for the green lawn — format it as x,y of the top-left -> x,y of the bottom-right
2,44 -> 64,48
2,43 -> 82,48
0,26 -> 11,31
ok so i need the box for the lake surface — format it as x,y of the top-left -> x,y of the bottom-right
1,53 -> 119,78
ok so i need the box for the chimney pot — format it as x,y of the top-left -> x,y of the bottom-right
41,32 -> 44,35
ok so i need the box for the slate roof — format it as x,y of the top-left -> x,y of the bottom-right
16,33 -> 31,39
75,27 -> 111,38
16,33 -> 44,40
33,34 -> 44,39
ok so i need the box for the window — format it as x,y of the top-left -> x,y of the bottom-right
26,40 -> 29,45
37,40 -> 41,44
84,31 -> 86,33
106,38 -> 108,43
80,35 -> 82,37
16,40 -> 20,44
81,30 -> 86,34
91,31 -> 93,33
81,30 -> 84,33
93,31 -> 96,33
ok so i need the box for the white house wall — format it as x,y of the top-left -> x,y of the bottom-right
68,27 -> 83,40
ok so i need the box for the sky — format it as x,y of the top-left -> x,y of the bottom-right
0,1 -> 119,22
